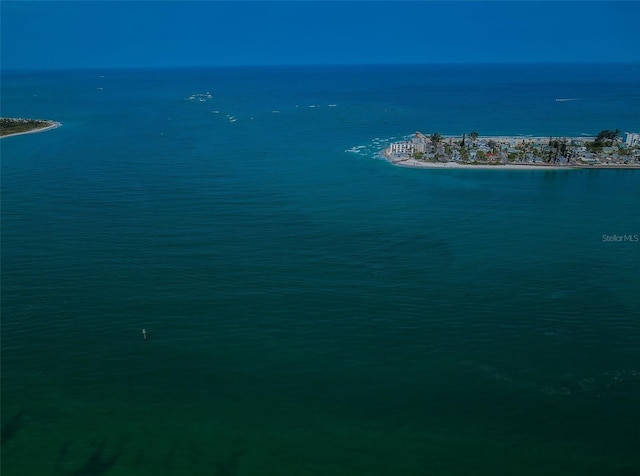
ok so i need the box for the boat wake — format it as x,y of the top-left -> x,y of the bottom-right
187,92 -> 214,102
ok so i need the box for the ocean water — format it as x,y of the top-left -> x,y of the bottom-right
1,64 -> 639,475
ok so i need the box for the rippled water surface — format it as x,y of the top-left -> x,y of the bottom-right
2,65 -> 640,475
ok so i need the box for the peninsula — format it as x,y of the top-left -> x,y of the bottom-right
384,130 -> 640,169
0,117 -> 62,138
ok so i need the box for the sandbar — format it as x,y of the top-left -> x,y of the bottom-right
0,121 -> 62,139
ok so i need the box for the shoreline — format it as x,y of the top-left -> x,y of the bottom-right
0,121 -> 62,139
389,158 -> 571,170
388,157 -> 640,170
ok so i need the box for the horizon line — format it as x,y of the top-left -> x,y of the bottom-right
3,61 -> 639,74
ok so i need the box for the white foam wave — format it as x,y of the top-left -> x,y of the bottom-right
345,135 -> 399,160
345,145 -> 367,153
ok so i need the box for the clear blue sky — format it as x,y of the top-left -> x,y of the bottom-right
2,1 -> 639,70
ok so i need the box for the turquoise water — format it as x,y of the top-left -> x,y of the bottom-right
2,64 -> 640,475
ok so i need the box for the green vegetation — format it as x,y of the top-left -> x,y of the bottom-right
586,141 -> 603,153
546,138 -> 569,163
596,129 -> 621,145
586,128 -> 621,152
430,132 -> 442,144
0,118 -> 54,136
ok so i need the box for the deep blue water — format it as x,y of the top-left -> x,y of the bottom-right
2,64 -> 640,475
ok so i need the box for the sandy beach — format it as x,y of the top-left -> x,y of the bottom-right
389,157 -> 640,170
0,121 -> 62,139
389,157 -> 573,170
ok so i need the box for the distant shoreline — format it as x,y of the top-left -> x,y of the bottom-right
383,133 -> 640,170
0,119 -> 62,139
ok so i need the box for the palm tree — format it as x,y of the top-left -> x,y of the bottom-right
428,133 -> 443,160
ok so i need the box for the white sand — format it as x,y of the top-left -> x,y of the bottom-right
1,121 -> 62,139
388,158 -> 640,170
389,158 -> 572,170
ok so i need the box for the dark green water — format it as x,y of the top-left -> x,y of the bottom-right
2,66 -> 640,475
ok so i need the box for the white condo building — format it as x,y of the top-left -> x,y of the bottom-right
625,132 -> 640,147
388,141 -> 415,155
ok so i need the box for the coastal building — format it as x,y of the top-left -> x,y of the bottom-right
625,132 -> 640,147
388,141 -> 415,155
411,136 -> 426,153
